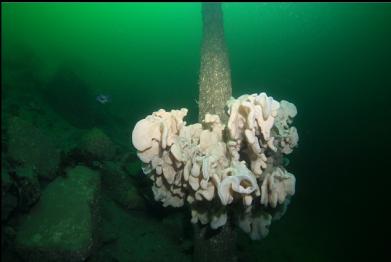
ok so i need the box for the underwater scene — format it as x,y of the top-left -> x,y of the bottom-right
1,2 -> 390,262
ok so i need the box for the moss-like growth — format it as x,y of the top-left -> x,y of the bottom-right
80,128 -> 116,161
198,3 -> 232,123
101,161 -> 145,211
7,116 -> 60,180
15,165 -> 101,262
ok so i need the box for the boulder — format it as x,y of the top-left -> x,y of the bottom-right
80,128 -> 116,161
7,116 -> 60,180
15,165 -> 101,261
101,161 -> 144,211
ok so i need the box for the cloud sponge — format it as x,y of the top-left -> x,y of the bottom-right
131,92 -> 298,240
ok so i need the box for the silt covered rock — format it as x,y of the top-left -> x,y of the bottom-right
101,161 -> 145,211
7,116 -> 60,180
80,128 -> 116,161
15,165 -> 101,262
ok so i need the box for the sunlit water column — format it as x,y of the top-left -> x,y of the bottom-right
198,2 -> 232,123
194,3 -> 237,262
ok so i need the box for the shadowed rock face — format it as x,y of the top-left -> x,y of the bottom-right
101,161 -> 145,211
7,116 -> 60,180
15,165 -> 101,262
43,64 -> 99,129
1,169 -> 17,222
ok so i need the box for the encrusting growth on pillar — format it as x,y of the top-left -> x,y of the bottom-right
131,3 -> 299,262
198,3 -> 232,124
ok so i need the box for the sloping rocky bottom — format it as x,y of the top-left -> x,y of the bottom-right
1,79 -> 333,262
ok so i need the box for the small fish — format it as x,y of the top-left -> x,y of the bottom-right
96,94 -> 112,104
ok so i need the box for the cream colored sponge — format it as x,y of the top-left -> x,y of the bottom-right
131,93 -> 298,240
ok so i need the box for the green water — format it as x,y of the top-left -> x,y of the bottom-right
2,3 -> 390,261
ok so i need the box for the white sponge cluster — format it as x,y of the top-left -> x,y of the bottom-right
131,93 -> 298,240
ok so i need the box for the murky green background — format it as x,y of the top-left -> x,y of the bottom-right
2,3 -> 390,261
